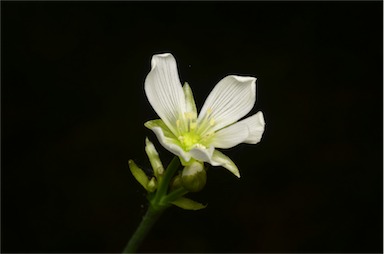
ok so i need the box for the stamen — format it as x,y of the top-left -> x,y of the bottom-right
209,119 -> 215,126
183,111 -> 198,133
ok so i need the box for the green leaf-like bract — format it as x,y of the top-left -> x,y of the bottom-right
171,197 -> 207,210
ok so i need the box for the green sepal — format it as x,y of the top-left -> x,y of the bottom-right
144,120 -> 178,141
183,82 -> 197,118
212,150 -> 240,178
128,160 -> 149,191
171,197 -> 207,210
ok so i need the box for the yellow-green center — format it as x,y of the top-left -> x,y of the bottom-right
176,111 -> 216,151
178,132 -> 202,151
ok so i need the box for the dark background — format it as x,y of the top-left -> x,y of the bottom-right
2,1 -> 383,253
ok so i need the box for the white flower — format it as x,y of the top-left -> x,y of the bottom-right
144,53 -> 265,177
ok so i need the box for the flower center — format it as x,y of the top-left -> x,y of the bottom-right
176,109 -> 215,151
178,132 -> 201,151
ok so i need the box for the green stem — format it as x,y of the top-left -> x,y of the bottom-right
163,187 -> 189,203
122,204 -> 165,253
123,156 -> 183,253
154,156 -> 180,201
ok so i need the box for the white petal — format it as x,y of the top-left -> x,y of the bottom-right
145,53 -> 186,135
145,120 -> 191,162
198,75 -> 256,132
189,145 -> 215,162
188,147 -> 240,177
210,150 -> 240,178
211,122 -> 249,149
237,111 -> 265,144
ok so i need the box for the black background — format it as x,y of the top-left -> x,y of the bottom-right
2,1 -> 383,253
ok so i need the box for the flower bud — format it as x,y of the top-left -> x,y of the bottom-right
181,161 -> 206,192
147,177 -> 158,192
170,173 -> 182,190
145,138 -> 164,178
128,160 -> 149,191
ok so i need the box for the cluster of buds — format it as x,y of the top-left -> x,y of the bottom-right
128,139 -> 163,193
129,138 -> 207,210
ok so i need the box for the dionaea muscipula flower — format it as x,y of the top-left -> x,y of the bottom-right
144,53 -> 265,177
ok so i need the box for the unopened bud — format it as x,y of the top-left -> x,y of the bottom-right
147,177 -> 158,192
181,161 -> 206,192
171,174 -> 182,190
128,160 -> 149,191
145,138 -> 164,178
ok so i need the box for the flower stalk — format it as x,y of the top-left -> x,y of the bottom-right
124,156 -> 191,253
122,203 -> 165,253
